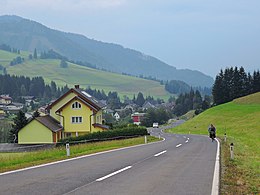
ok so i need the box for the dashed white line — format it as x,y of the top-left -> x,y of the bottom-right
185,140 -> 189,143
96,166 -> 132,182
154,150 -> 167,157
176,144 -> 182,148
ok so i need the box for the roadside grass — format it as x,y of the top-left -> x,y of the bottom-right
0,136 -> 160,173
166,97 -> 260,194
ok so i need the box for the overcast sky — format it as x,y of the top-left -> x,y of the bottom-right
1,0 -> 260,77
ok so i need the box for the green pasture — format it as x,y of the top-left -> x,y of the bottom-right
0,50 -> 29,66
167,93 -> 260,194
1,49 -> 171,99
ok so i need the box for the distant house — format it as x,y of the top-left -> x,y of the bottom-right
0,95 -> 12,104
142,101 -> 156,111
131,112 -> 145,125
21,96 -> 35,106
18,85 -> 108,144
124,104 -> 137,112
114,112 -> 120,121
104,108 -> 114,116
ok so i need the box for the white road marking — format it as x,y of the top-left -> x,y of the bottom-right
176,144 -> 182,148
154,150 -> 167,157
211,139 -> 220,195
185,140 -> 189,143
187,138 -> 190,140
96,166 -> 132,181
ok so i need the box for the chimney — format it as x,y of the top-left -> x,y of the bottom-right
75,85 -> 80,89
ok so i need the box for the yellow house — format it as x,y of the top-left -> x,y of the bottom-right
18,85 -> 108,144
19,115 -> 63,144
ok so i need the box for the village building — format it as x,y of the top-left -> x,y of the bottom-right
131,112 -> 145,125
18,85 -> 108,144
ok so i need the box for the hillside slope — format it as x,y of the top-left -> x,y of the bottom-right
168,93 -> 260,193
0,50 -> 170,99
0,15 -> 214,87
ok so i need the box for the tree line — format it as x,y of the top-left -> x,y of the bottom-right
0,74 -> 69,103
0,44 -> 20,54
173,89 -> 211,116
165,79 -> 212,96
212,66 -> 260,105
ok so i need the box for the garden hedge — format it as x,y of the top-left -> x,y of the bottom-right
58,126 -> 148,145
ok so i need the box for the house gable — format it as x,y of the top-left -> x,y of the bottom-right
62,98 -> 93,133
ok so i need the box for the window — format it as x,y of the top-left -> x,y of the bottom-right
72,101 -> 81,109
71,116 -> 82,124
66,133 -> 72,138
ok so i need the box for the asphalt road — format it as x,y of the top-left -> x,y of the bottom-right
0,120 -> 218,195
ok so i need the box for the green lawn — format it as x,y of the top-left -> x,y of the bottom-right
167,93 -> 260,194
1,49 -> 171,100
0,136 -> 159,173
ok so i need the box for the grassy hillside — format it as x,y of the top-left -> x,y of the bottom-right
168,93 -> 260,194
0,50 -> 28,66
0,50 -> 171,99
0,15 -> 214,87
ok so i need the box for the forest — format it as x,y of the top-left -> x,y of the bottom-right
212,67 -> 260,105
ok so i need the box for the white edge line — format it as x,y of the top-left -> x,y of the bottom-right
211,138 -> 220,195
154,150 -> 167,157
176,144 -> 182,148
96,166 -> 132,182
0,137 -> 165,176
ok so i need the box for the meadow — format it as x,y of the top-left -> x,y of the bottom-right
0,50 -> 171,100
167,92 -> 260,194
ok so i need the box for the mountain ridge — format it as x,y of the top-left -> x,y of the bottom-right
0,15 -> 214,87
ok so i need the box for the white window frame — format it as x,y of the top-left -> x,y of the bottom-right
72,101 -> 82,109
71,116 -> 83,124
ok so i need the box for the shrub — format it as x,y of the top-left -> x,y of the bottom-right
58,126 -> 148,145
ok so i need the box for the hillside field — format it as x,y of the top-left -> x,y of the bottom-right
0,50 -> 171,99
168,92 -> 260,194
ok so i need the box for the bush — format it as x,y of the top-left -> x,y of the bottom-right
58,126 -> 148,145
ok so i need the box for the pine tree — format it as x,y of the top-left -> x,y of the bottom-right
136,92 -> 145,107
60,59 -> 68,68
212,69 -> 224,105
33,48 -> 38,59
9,111 -> 28,143
252,70 -> 260,93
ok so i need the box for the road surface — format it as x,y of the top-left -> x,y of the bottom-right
0,120 -> 219,195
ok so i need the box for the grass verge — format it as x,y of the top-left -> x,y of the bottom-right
166,100 -> 260,194
0,136 -> 159,173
